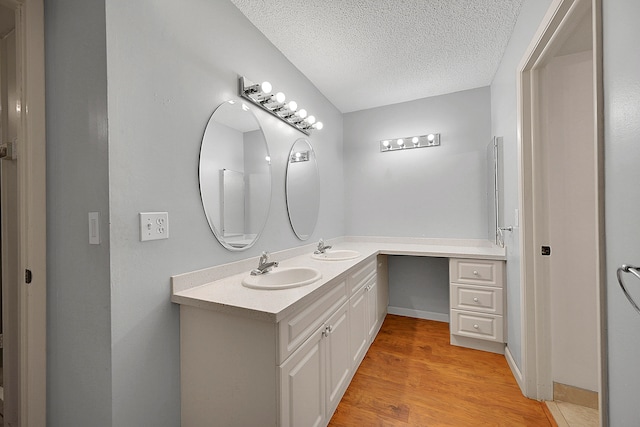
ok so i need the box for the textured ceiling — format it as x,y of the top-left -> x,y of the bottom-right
230,0 -> 524,113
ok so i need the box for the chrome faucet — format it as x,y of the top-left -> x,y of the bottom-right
250,251 -> 279,275
314,239 -> 332,254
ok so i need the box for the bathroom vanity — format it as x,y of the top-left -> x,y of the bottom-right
171,238 -> 505,426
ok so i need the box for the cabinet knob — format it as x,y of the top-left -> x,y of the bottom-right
473,270 -> 479,276
473,324 -> 479,329
473,297 -> 479,303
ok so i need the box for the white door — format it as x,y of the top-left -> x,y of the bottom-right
0,13 -> 18,426
603,1 -> 640,424
325,303 -> 350,418
366,278 -> 378,339
279,325 -> 326,427
349,284 -> 368,368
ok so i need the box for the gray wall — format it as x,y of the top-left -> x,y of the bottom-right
343,87 -> 491,316
46,0 -> 344,425
489,0 -> 552,369
603,0 -> 640,423
45,0 -> 113,425
344,86 -> 491,239
388,256 -> 450,318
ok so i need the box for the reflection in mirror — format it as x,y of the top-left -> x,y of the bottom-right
286,138 -> 320,240
199,100 -> 271,251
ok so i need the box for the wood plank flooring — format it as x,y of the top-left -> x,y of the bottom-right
329,315 -> 553,426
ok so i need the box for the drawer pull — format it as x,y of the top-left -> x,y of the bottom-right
473,270 -> 479,276
473,324 -> 479,329
473,297 -> 479,303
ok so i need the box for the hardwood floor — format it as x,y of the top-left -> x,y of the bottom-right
329,315 -> 553,426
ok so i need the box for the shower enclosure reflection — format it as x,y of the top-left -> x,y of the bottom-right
199,100 -> 272,250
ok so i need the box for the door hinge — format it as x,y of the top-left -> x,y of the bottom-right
25,269 -> 32,284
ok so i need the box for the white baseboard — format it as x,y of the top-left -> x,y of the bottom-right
505,345 -> 525,394
450,334 -> 505,354
387,306 -> 449,322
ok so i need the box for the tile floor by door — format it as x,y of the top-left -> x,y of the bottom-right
546,401 -> 599,427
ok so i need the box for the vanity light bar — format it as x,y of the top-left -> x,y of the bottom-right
289,150 -> 309,163
239,76 -> 323,136
379,133 -> 440,152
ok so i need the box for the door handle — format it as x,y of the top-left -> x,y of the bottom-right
617,264 -> 640,315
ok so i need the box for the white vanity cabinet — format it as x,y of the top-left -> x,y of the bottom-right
449,258 -> 506,354
179,255 -> 388,427
279,301 -> 350,427
347,259 -> 377,368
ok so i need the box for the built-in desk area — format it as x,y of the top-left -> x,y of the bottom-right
171,237 -> 505,426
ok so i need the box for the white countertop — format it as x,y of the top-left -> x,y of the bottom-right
171,238 -> 505,323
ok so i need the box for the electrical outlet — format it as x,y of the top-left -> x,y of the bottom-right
140,212 -> 169,241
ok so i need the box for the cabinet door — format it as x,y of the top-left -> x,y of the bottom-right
366,278 -> 379,339
349,284 -> 368,368
376,255 -> 389,324
279,326 -> 326,427
325,303 -> 351,418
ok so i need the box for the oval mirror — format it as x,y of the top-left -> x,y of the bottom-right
286,138 -> 320,240
199,100 -> 271,250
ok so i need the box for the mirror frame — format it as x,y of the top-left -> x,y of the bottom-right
285,138 -> 320,240
198,99 -> 272,251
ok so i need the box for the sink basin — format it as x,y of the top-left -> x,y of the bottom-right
242,267 -> 322,290
311,249 -> 361,261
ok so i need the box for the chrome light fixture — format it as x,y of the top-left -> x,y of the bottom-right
289,150 -> 309,163
239,76 -> 323,136
380,133 -> 440,152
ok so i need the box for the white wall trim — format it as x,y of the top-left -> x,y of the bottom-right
387,306 -> 449,323
16,0 -> 47,424
517,3 -> 605,423
505,345 -> 525,393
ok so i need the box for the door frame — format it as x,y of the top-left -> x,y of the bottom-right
516,0 -> 606,423
0,0 -> 46,424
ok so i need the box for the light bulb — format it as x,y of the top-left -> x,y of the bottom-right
275,92 -> 286,103
297,109 -> 307,119
261,81 -> 272,94
295,152 -> 301,158
427,133 -> 435,142
265,156 -> 271,163
288,101 -> 297,111
306,115 -> 316,125
412,137 -> 419,145
314,121 -> 324,130
397,138 -> 404,147
382,140 -> 390,147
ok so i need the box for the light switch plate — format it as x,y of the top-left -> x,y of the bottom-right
89,212 -> 100,244
140,212 -> 169,241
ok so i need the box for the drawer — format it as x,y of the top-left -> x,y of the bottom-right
278,279 -> 348,364
450,284 -> 503,315
347,259 -> 376,296
449,259 -> 504,287
450,309 -> 504,342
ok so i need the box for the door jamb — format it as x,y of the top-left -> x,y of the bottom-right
517,0 -> 606,424
0,0 -> 46,424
